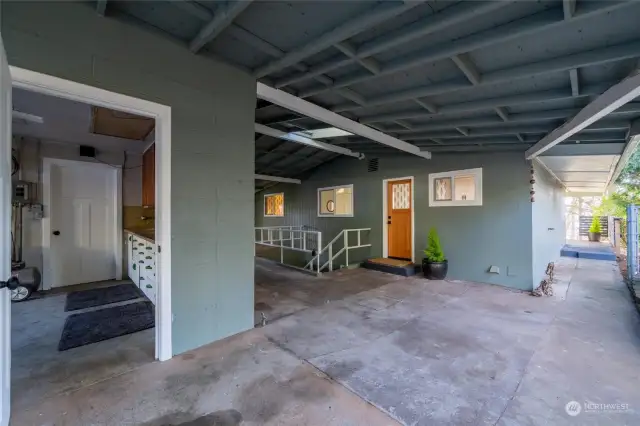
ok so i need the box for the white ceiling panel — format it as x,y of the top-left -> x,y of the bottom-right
539,155 -> 619,193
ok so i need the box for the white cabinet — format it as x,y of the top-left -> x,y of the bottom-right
139,241 -> 157,304
126,233 -> 139,286
126,231 -> 156,305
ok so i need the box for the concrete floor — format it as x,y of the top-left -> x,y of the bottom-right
10,257 -> 640,425
11,280 -> 155,412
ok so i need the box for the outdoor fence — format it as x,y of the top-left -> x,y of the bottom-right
578,215 -> 609,240
627,205 -> 639,281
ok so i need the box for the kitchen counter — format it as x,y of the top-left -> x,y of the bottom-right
125,228 -> 155,243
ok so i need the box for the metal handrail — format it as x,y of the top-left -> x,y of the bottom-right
304,228 -> 371,272
255,226 -> 322,274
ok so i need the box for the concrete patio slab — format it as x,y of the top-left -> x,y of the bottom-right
10,256 -> 640,426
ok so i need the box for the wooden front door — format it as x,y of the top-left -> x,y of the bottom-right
387,179 -> 412,260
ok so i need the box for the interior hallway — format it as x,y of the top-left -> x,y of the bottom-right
10,257 -> 640,425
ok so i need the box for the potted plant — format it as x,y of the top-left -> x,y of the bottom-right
588,216 -> 602,242
422,227 -> 448,280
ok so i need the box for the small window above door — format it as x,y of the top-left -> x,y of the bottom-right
429,168 -> 482,207
318,184 -> 353,217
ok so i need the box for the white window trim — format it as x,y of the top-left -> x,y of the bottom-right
317,184 -> 354,217
429,168 -> 483,207
264,192 -> 285,217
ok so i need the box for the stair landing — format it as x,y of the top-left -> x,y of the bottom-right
561,242 -> 616,261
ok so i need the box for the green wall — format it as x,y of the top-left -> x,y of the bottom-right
3,2 -> 256,354
531,161 -> 566,286
256,152 -> 537,290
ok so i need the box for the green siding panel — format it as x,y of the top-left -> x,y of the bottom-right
3,2 -> 256,354
256,153 -> 535,290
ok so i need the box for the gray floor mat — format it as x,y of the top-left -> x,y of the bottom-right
58,301 -> 154,351
65,283 -> 144,311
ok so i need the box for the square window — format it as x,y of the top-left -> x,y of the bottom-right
429,168 -> 482,207
318,185 -> 353,216
454,175 -> 475,201
434,177 -> 452,201
264,193 -> 284,217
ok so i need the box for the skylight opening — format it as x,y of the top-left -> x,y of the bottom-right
293,127 -> 353,139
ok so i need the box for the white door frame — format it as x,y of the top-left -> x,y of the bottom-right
0,35 -> 12,426
41,157 -> 122,290
9,66 -> 173,362
382,176 -> 415,263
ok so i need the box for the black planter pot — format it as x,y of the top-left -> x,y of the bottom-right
422,259 -> 448,280
588,232 -> 601,242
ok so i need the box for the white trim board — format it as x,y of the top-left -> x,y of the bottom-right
41,158 -> 122,290
255,174 -> 301,184
10,66 -> 173,362
382,176 -> 415,263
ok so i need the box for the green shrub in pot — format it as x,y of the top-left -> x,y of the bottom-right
423,228 -> 448,279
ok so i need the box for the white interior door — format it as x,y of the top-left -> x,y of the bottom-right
47,160 -> 116,287
0,34 -> 13,426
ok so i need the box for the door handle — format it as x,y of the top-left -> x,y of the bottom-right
0,276 -> 19,290
52,230 -> 60,236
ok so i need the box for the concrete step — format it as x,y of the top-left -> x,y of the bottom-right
361,258 -> 420,277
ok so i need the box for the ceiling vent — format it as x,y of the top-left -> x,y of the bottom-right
367,158 -> 379,172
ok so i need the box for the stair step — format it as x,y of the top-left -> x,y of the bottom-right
362,258 -> 420,277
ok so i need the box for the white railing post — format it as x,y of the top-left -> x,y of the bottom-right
318,232 -> 322,273
357,229 -> 361,247
329,244 -> 333,272
344,230 -> 349,267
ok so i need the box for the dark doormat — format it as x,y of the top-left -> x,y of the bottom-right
65,283 -> 144,312
58,301 -> 154,351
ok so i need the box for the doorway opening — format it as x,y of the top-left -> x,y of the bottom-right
382,176 -> 415,263
2,65 -> 173,422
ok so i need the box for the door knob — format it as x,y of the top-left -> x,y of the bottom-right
52,230 -> 60,236
0,276 -> 19,290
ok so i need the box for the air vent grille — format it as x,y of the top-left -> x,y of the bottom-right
367,158 -> 379,172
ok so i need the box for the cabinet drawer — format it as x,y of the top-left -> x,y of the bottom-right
142,262 -> 156,280
139,277 -> 156,304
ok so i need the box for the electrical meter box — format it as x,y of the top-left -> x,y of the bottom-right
12,180 -> 36,204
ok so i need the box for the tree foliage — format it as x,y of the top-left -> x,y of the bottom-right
595,148 -> 640,219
